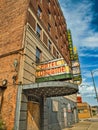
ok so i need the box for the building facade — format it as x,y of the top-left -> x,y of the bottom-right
0,0 -> 79,130
77,93 -> 92,120
77,102 -> 92,119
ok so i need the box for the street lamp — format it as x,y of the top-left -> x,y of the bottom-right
91,70 -> 98,102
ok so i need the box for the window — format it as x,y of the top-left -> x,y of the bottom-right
55,36 -> 58,43
39,0 -> 42,3
36,24 -> 42,38
47,0 -> 50,3
78,109 -> 84,113
54,11 -> 56,19
55,22 -> 57,27
53,46 -> 56,57
36,47 -> 42,63
47,0 -> 50,6
48,23 -> 51,32
37,6 -> 42,18
55,22 -> 57,32
56,51 -> 59,58
52,100 -> 58,112
48,9 -> 51,20
61,45 -> 63,52
48,40 -> 52,51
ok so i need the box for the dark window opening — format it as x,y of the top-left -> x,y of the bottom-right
48,23 -> 51,32
36,24 -> 42,38
48,40 -> 52,51
48,9 -> 51,20
36,47 -> 42,63
37,6 -> 42,18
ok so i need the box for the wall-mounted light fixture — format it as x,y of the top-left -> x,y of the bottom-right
13,59 -> 18,71
13,59 -> 18,67
2,79 -> 8,88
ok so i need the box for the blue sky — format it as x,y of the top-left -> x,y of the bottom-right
59,0 -> 98,106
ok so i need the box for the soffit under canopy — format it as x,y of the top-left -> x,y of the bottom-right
23,81 -> 78,98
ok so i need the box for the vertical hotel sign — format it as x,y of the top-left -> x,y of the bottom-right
72,47 -> 82,85
36,58 -> 72,82
67,30 -> 74,61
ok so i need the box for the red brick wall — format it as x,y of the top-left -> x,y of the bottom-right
29,0 -> 70,65
0,0 -> 29,129
0,0 -> 29,55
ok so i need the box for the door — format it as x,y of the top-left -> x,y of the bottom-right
63,108 -> 67,126
27,101 -> 40,130
74,109 -> 77,123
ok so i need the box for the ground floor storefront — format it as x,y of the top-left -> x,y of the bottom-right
14,81 -> 78,130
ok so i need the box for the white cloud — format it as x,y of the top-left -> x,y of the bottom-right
78,82 -> 98,105
81,70 -> 98,79
79,53 -> 98,57
79,84 -> 98,97
81,33 -> 98,47
59,0 -> 98,48
59,0 -> 98,106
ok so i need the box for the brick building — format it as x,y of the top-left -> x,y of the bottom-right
0,0 -> 79,130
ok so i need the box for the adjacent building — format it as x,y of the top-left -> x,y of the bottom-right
77,102 -> 92,119
0,0 -> 81,130
77,93 -> 92,119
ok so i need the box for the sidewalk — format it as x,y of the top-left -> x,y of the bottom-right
62,115 -> 98,130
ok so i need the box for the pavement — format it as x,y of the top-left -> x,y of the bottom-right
62,115 -> 98,130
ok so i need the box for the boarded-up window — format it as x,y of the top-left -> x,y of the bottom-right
52,100 -> 58,112
27,12 -> 36,31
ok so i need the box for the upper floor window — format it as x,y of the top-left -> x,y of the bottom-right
48,23 -> 51,32
47,0 -> 50,2
54,11 -> 56,19
39,0 -> 42,3
55,22 -> 57,32
61,45 -> 63,53
48,9 -> 51,20
36,47 -> 42,63
55,36 -> 58,44
36,24 -> 42,38
56,51 -> 59,58
55,22 -> 57,27
47,0 -> 50,6
37,6 -> 42,18
48,40 -> 52,51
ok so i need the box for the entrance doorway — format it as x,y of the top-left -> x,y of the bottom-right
27,101 -> 40,130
